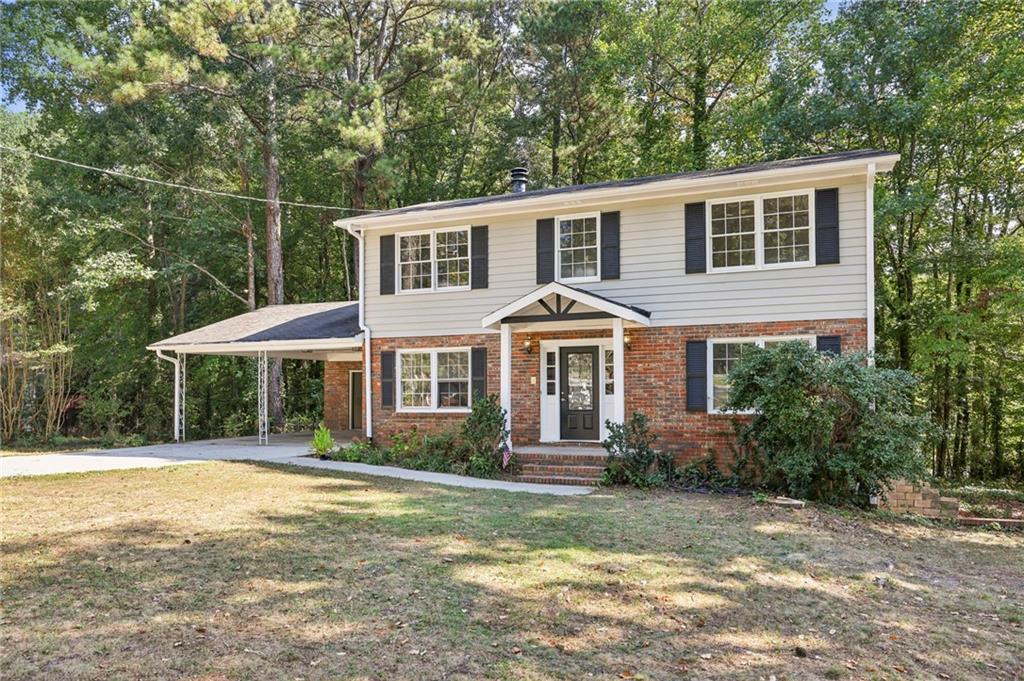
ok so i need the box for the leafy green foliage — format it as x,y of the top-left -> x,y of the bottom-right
310,422 -> 334,459
602,411 -> 671,488
326,396 -> 511,478
726,342 -> 932,506
460,394 -> 512,478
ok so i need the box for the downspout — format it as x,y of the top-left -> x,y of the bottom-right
343,221 -> 373,440
155,349 -> 181,441
865,162 -> 876,366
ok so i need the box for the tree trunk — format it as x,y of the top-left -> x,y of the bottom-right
690,51 -> 709,170
261,21 -> 285,429
238,156 -> 257,312
551,108 -> 561,184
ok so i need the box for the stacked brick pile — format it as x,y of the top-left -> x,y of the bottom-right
879,480 -> 959,520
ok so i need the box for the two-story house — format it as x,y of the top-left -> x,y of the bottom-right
331,150 -> 897,475
151,150 -> 897,483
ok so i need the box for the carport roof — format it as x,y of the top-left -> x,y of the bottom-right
147,302 -> 362,359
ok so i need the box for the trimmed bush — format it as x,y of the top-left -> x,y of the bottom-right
726,341 -> 931,506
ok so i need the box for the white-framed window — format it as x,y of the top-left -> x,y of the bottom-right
397,227 -> 471,293
556,213 -> 600,283
398,348 -> 472,412
707,190 -> 815,273
708,336 -> 814,413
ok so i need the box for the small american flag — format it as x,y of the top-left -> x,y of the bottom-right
501,443 -> 513,470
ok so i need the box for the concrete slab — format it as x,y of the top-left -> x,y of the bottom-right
0,435 -> 594,496
0,434 -> 316,478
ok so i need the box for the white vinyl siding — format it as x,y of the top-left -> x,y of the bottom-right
366,178 -> 868,337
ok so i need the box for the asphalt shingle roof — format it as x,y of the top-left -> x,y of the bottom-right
150,302 -> 360,347
357,150 -> 894,221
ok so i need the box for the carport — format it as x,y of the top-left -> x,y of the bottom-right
147,302 -> 364,444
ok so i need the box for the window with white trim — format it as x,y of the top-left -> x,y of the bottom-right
398,349 -> 472,411
710,200 -> 756,268
709,336 -> 814,412
763,194 -> 811,265
398,228 -> 470,292
557,214 -> 599,282
708,190 -> 814,272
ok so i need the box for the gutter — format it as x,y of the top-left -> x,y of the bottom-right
342,220 -> 373,440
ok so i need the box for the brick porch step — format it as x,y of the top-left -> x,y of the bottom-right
512,445 -> 608,486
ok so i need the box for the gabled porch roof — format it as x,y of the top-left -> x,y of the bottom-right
481,282 -> 652,330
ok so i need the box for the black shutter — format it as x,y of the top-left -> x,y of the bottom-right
685,202 -> 706,273
815,188 -> 840,264
536,218 -> 555,284
816,335 -> 842,356
381,350 -> 396,408
600,211 -> 620,280
471,347 -> 487,399
380,234 -> 396,295
471,225 -> 488,289
686,340 -> 707,411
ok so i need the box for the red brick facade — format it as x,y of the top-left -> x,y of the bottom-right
355,318 -> 867,465
323,360 -> 364,432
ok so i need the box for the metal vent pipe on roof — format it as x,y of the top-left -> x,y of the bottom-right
510,167 -> 528,193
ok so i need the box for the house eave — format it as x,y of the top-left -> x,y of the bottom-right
337,154 -> 899,232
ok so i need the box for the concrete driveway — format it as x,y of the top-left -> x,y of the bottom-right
0,433 -> 316,478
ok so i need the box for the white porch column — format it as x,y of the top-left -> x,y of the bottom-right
500,323 -> 512,446
612,318 -> 626,424
178,353 -> 187,441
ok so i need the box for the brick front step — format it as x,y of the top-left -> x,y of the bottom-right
516,452 -> 608,466
514,475 -> 602,486
519,463 -> 606,477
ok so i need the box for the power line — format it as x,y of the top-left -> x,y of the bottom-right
0,144 -> 379,213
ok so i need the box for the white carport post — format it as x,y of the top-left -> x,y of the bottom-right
257,350 -> 269,445
156,349 -> 185,442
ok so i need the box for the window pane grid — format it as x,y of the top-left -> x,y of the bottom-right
399,234 -> 432,291
711,342 -> 755,408
400,352 -> 432,408
558,216 -> 598,280
604,349 -> 614,395
710,200 -> 756,268
763,194 -> 810,265
435,230 -> 470,289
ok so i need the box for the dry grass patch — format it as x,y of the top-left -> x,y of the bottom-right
2,461 -> 1022,680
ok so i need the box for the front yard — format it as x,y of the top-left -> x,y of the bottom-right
2,462 -> 1021,680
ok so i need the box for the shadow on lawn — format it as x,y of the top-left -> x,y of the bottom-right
2,460 -> 1021,680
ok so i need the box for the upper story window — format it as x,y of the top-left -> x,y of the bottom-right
398,227 -> 470,293
557,214 -> 599,283
707,190 -> 814,273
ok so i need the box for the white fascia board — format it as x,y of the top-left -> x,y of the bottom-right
481,282 -> 652,329
336,155 -> 900,232
147,336 -> 364,356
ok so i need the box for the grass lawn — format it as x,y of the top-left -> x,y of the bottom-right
2,463 -> 1022,680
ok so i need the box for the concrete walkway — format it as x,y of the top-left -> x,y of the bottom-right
0,436 -> 593,496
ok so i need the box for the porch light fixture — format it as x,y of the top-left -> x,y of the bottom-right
624,334 -> 631,350
523,335 -> 534,354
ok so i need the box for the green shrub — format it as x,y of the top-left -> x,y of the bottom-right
602,411 -> 671,488
310,423 -> 335,458
460,394 -> 512,477
677,451 -> 738,491
726,341 -> 931,506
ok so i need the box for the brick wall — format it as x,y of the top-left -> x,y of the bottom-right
879,480 -> 959,520
323,360 -> 364,432
370,334 -> 500,442
368,317 -> 866,464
